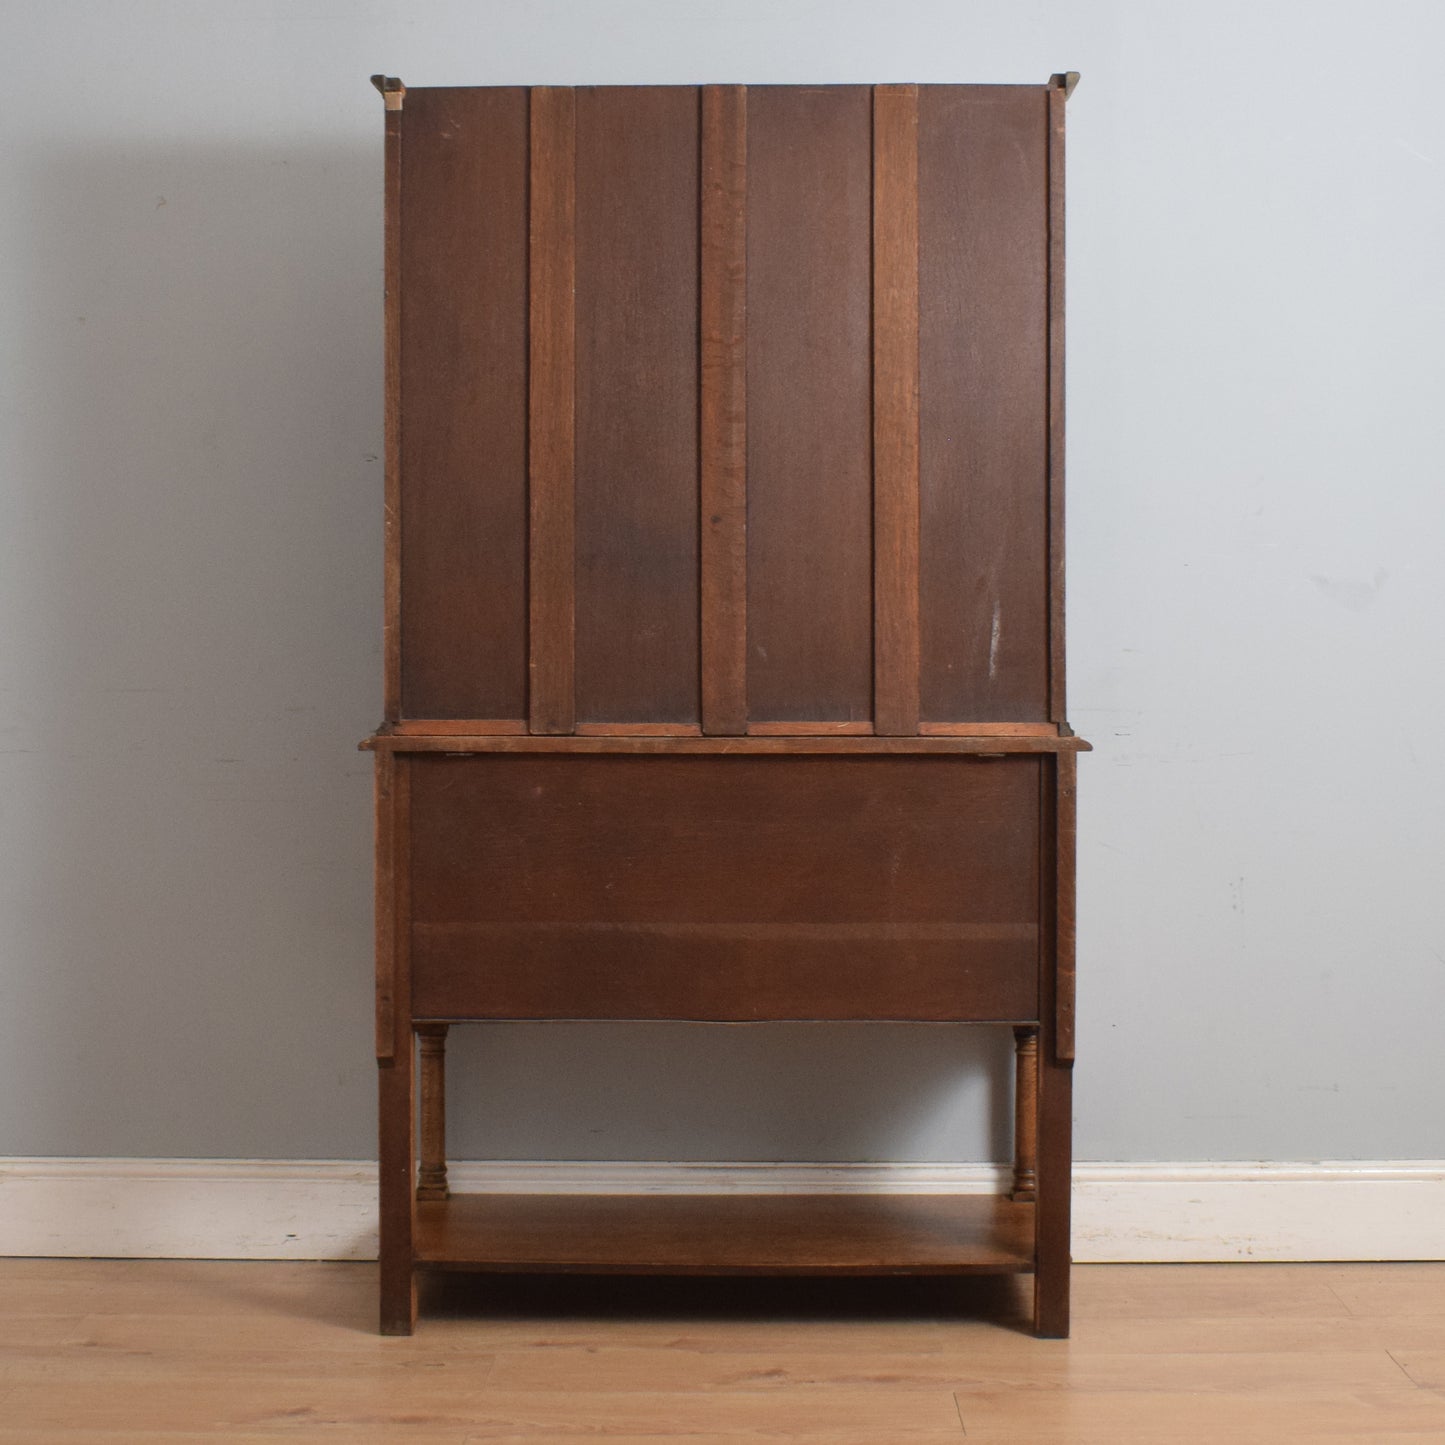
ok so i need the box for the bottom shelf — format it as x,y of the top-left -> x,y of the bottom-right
414,1193 -> 1034,1276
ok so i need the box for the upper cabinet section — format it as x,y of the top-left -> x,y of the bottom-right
383,82 -> 1068,735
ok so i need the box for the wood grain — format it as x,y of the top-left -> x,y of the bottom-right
392,719 -> 528,736
574,86 -> 700,727
399,88 -> 529,722
416,1194 -> 1034,1274
1048,79 -> 1068,725
528,86 -> 577,735
1055,749 -> 1078,1060
1033,751 -> 1072,1337
5,1260 -> 1442,1440
416,1022 -> 450,1202
746,86 -> 873,723
1011,1025 -> 1039,1202
407,752 -> 1041,1023
377,757 -> 415,1334
872,84 -> 921,737
373,752 -> 397,1062
918,86 -> 1049,723
368,730 -> 1091,755
382,97 -> 403,719
699,84 -> 749,736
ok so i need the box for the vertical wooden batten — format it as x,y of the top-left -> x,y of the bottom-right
528,87 -> 578,735
871,84 -> 921,737
379,81 -> 404,721
699,85 -> 749,736
1046,79 -> 1068,727
1055,748 -> 1078,1061
376,751 -> 415,1334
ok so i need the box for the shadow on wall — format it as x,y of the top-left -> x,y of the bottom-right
8,138 -> 1014,1165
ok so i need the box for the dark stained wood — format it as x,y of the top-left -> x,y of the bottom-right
409,755 -> 1040,925
381,98 -> 402,720
872,84 -> 922,738
415,1022 -> 449,1202
398,87 -> 529,722
747,720 -> 873,736
1055,748 -> 1078,1060
574,86 -> 700,727
1048,80 -> 1068,726
918,86 -> 1050,724
378,1038 -> 416,1334
699,84 -> 749,736
391,718 -> 527,737
528,86 -> 577,735
374,78 -> 1082,1336
377,755 -> 415,1335
373,752 -> 398,1062
746,86 -> 873,724
920,721 -> 1059,737
1034,1037 -> 1073,1337
414,923 -> 1037,1023
1010,1025 -> 1039,1201
416,1194 -> 1035,1274
574,722 -> 703,737
368,730 -> 1091,756
407,753 -> 1040,1022
1034,752 -> 1073,1337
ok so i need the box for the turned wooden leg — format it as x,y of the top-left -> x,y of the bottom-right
416,1023 -> 450,1202
1011,1025 -> 1039,1202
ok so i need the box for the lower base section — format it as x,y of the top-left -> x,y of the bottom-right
414,1191 -> 1035,1275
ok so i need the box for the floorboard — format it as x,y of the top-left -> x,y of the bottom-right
0,1260 -> 1441,1439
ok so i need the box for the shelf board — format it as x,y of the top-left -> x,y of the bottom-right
363,731 -> 1090,755
414,1193 -> 1034,1276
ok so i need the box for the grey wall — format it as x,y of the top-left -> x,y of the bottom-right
4,0 -> 1442,1165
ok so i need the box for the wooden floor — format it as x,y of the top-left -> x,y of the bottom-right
1,1260 -> 1443,1441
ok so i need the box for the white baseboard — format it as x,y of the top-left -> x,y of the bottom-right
2,1158 -> 1442,1264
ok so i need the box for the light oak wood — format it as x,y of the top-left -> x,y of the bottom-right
1,1261 -> 1443,1440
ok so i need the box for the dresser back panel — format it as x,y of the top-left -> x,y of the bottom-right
398,86 -> 530,721
387,85 -> 1060,734
405,753 -> 1042,1021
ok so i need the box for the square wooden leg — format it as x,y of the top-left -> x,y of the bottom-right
1032,1043 -> 1072,1338
378,1038 -> 417,1336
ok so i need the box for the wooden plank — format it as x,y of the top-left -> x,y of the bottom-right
391,718 -> 527,737
699,84 -> 749,736
746,86 -> 874,723
747,721 -> 873,736
1034,747 -> 1073,1337
528,86 -> 577,735
920,721 -> 1059,737
381,100 -> 402,720
376,757 -> 414,1335
372,753 -> 397,1062
398,88 -> 530,722
574,722 -> 703,737
369,731 -> 1091,756
407,752 -> 1041,1022
1048,79 -> 1068,724
574,86 -> 700,727
1055,749 -> 1078,1060
413,923 -> 1038,1022
872,84 -> 922,737
416,1194 -> 1035,1273
918,87 -> 1050,723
